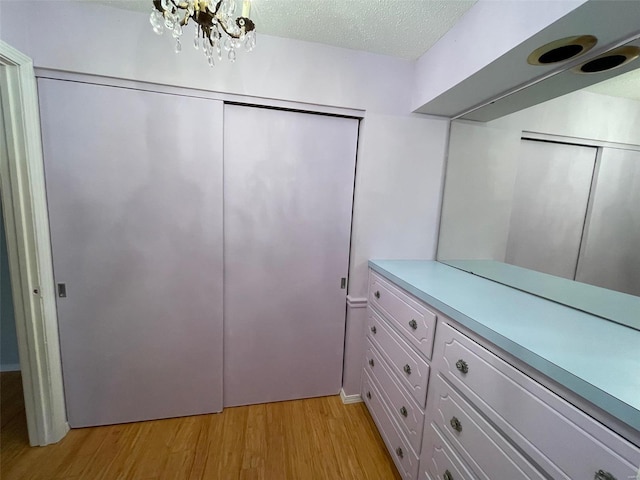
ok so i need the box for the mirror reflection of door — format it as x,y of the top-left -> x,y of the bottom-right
576,148 -> 640,296
505,139 -> 596,279
505,139 -> 640,297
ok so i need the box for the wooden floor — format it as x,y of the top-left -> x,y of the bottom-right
1,372 -> 401,480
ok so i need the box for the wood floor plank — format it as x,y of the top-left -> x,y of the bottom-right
125,418 -> 182,479
50,427 -> 109,479
159,415 -> 201,480
1,373 -> 401,480
185,414 -> 214,480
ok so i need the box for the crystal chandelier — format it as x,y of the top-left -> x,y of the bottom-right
150,0 -> 256,66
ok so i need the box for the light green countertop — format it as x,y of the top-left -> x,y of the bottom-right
369,260 -> 640,432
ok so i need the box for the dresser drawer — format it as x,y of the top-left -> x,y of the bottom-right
367,307 -> 430,407
427,373 -> 545,480
365,339 -> 425,454
362,372 -> 420,480
437,321 -> 640,480
369,271 -> 437,359
419,423 -> 476,480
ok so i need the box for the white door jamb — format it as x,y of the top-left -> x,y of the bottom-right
0,40 -> 68,446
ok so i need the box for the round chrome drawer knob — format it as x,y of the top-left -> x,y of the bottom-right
403,364 -> 411,375
370,326 -> 377,334
368,359 -> 375,367
374,291 -> 381,299
409,319 -> 418,330
455,359 -> 469,374
450,416 -> 462,432
443,470 -> 453,480
395,447 -> 403,458
399,406 -> 408,417
366,391 -> 371,400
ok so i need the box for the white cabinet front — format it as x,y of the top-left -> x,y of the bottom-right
367,307 -> 430,407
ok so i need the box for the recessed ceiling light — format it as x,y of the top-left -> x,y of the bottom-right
573,46 -> 640,74
527,35 -> 598,66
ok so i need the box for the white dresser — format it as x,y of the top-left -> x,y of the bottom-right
363,271 -> 437,479
363,262 -> 640,480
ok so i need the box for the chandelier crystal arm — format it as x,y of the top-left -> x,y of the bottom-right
216,18 -> 240,39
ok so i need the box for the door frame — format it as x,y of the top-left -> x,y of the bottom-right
0,40 -> 68,446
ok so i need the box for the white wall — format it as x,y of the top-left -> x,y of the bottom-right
341,113 -> 447,396
503,90 -> 640,146
0,1 -> 450,397
349,113 -> 449,296
0,1 -> 413,115
439,90 -> 640,261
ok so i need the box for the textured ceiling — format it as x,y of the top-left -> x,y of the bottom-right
584,66 -> 640,102
250,0 -> 477,59
81,0 -> 477,59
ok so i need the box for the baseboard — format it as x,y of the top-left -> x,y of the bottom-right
1,363 -> 21,372
340,388 -> 363,404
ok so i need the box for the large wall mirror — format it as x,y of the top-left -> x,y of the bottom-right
437,60 -> 640,330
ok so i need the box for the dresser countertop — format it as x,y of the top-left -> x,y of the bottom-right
369,260 -> 640,432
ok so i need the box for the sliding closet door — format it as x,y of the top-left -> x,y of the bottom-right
576,148 -> 640,296
38,79 -> 224,427
505,139 -> 596,279
223,105 -> 358,407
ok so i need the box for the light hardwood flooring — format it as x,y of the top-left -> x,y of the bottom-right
1,372 -> 401,480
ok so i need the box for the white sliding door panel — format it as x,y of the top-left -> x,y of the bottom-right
505,140 -> 596,279
38,79 -> 224,427
223,105 -> 358,407
576,148 -> 640,296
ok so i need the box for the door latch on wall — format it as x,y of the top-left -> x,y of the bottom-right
340,277 -> 346,289
57,283 -> 67,298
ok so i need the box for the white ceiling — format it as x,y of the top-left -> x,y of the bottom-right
250,0 -> 477,59
584,66 -> 640,102
85,0 -> 477,59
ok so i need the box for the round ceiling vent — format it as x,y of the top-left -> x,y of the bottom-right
573,46 -> 640,74
527,35 -> 598,66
